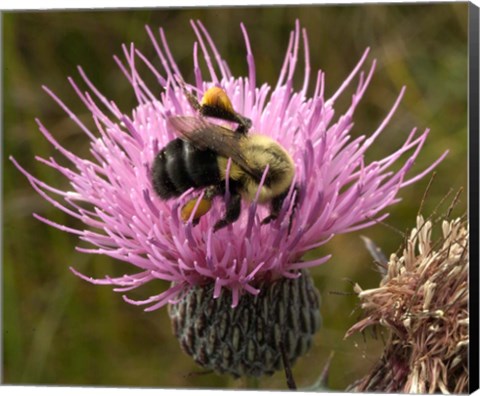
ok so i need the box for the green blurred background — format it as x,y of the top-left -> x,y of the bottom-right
3,3 -> 469,390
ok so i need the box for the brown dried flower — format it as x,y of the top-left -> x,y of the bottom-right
346,216 -> 468,393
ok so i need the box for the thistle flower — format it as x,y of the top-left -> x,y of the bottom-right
345,216 -> 469,393
11,21 -> 446,380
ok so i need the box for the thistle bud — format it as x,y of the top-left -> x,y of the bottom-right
169,269 -> 321,377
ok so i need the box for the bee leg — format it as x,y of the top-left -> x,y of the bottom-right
261,191 -> 287,225
204,185 -> 222,200
213,192 -> 242,232
262,184 -> 300,234
182,85 -> 202,112
191,185 -> 223,227
233,114 -> 252,134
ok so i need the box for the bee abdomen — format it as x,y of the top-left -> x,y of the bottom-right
152,138 -> 221,199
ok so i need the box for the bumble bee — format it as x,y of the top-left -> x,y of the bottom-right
151,86 -> 297,231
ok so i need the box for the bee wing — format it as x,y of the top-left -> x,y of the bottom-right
168,116 -> 260,179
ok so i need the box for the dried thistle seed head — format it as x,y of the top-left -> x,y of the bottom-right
168,269 -> 321,378
346,216 -> 469,393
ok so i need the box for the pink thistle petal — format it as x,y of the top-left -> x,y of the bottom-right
326,47 -> 370,105
240,23 -> 255,96
287,254 -> 332,271
190,20 -> 218,84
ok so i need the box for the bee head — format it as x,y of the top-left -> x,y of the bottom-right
197,86 -> 251,134
201,86 -> 235,115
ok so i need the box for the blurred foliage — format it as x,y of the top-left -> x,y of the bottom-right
3,3 -> 468,391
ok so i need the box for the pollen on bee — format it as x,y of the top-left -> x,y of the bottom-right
201,87 -> 234,115
181,196 -> 213,222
